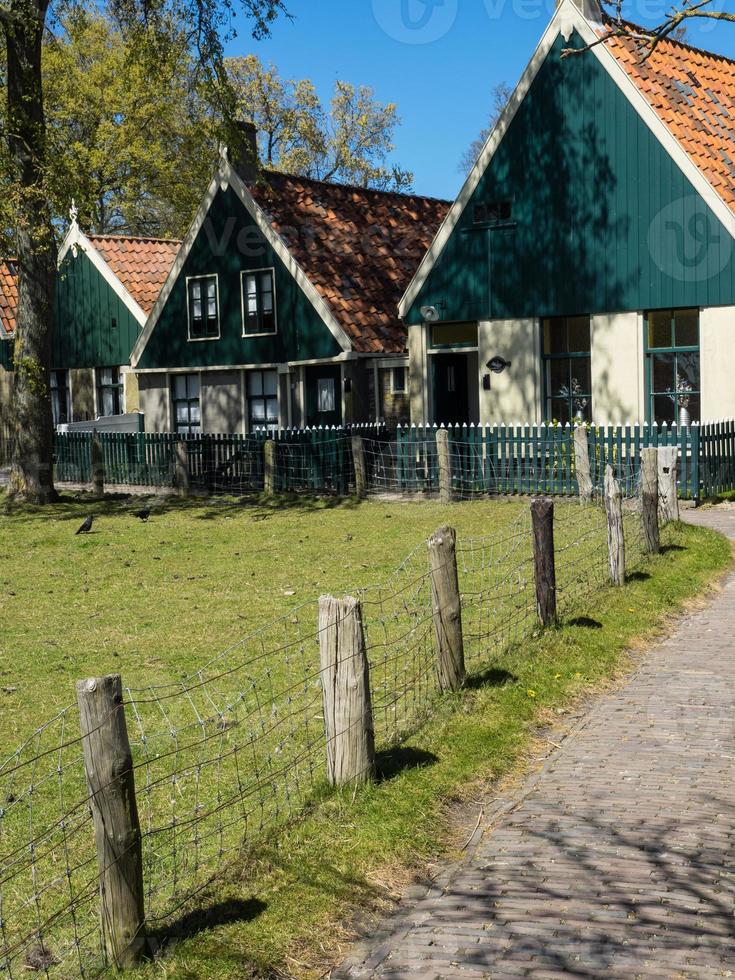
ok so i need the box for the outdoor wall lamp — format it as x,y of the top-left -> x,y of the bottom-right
420,301 -> 446,323
487,355 -> 512,373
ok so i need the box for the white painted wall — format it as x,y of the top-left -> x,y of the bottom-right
478,319 -> 541,424
700,306 -> 735,421
201,371 -> 244,434
137,374 -> 171,432
590,313 -> 644,424
408,323 -> 430,423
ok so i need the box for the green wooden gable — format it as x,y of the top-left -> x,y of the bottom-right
406,30 -> 735,325
53,248 -> 141,369
136,185 -> 343,370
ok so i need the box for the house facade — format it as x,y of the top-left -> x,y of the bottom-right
0,223 -> 179,426
131,135 -> 448,435
402,0 -> 735,427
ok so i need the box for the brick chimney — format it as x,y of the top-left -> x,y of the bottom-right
228,120 -> 259,184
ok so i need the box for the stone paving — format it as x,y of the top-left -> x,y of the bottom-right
335,508 -> 735,979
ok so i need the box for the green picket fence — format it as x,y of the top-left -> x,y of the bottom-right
51,420 -> 735,499
53,425 -> 382,494
394,422 -> 715,499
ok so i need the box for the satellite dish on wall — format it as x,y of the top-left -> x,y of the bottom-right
420,305 -> 440,323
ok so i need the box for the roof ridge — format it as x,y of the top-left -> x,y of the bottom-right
258,168 -> 452,206
87,233 -> 182,245
606,16 -> 735,68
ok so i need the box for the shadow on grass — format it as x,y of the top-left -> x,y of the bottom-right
464,667 -> 517,691
376,746 -> 439,783
626,571 -> 651,583
660,543 -> 687,554
1,489 -> 365,525
149,897 -> 267,950
567,616 -> 603,630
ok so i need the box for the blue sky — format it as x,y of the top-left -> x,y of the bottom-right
227,1 -> 735,201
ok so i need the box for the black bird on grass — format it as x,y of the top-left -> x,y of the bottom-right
135,506 -> 152,522
75,515 -> 94,535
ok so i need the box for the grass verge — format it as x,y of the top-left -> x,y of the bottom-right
134,519 -> 730,980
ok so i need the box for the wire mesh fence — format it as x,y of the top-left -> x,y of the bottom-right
47,420 -> 725,500
0,473 -> 671,977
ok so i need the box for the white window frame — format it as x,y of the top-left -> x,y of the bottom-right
171,371 -> 202,434
186,274 -> 221,343
240,267 -> 278,338
95,366 -> 124,417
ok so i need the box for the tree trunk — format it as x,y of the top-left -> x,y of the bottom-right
4,0 -> 58,503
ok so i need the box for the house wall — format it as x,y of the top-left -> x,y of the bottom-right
408,325 -> 430,423
123,368 -> 140,414
55,249 -> 141,369
477,320 -> 541,425
136,185 -> 344,372
138,373 -> 171,432
201,371 -> 244,434
70,368 -> 95,421
0,365 -> 12,408
700,306 -> 735,420
590,313 -> 644,424
406,30 -> 735,327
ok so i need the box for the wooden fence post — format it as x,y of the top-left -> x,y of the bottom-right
174,440 -> 190,498
530,497 -> 557,626
76,675 -> 145,969
436,428 -> 453,503
657,445 -> 680,523
318,595 -> 375,786
351,435 -> 366,499
640,447 -> 660,555
604,465 -> 626,586
263,439 -> 276,495
574,426 -> 593,503
91,432 -> 104,498
427,525 -> 465,692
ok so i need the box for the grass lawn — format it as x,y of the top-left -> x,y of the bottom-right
0,492 -> 526,746
0,492 -> 730,979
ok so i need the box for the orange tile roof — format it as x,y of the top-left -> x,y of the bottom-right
249,172 -> 450,353
0,259 -> 17,337
87,235 -> 180,316
605,24 -> 735,215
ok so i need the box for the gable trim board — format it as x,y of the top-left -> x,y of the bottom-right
399,0 -> 735,320
58,223 -> 148,327
131,158 -> 353,369
135,352 -> 360,374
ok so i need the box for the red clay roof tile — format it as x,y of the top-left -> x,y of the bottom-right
87,236 -> 180,316
249,172 -> 450,354
605,24 -> 735,216
0,259 -> 18,337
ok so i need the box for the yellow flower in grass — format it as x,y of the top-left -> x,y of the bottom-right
526,689 -> 537,698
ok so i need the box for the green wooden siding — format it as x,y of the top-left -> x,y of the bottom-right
0,339 -> 12,370
407,31 -> 735,325
136,186 -> 343,370
54,249 -> 141,369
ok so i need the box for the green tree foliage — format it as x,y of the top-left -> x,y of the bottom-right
227,54 -> 414,191
0,9 -> 221,242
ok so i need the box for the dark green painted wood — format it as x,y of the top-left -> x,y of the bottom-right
406,31 -> 735,325
0,339 -> 12,370
137,186 -> 343,370
54,250 -> 141,369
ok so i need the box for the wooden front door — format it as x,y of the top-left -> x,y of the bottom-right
433,354 -> 469,425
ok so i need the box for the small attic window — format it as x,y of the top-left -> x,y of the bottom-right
473,201 -> 512,225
